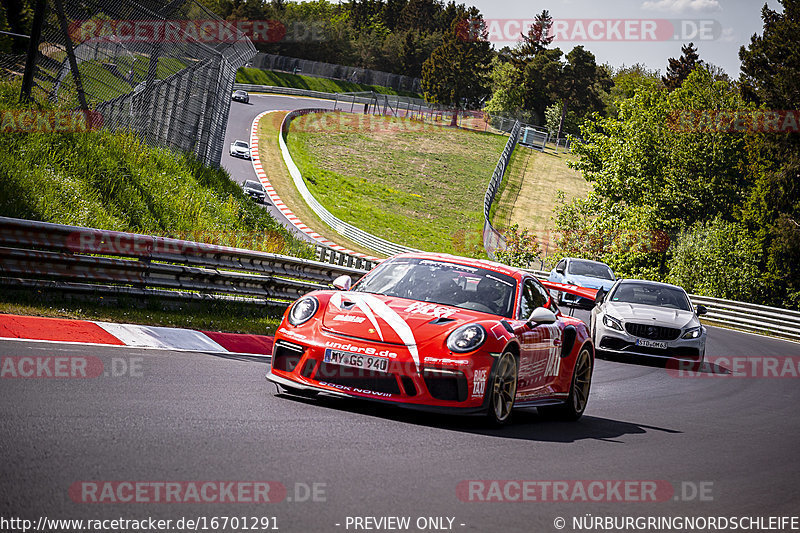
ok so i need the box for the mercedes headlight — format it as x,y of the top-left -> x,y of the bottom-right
682,326 -> 703,339
288,296 -> 319,326
603,314 -> 624,332
447,324 -> 486,353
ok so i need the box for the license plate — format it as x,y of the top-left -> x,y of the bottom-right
635,339 -> 668,349
323,349 -> 389,372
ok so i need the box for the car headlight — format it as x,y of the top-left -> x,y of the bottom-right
447,324 -> 486,353
603,314 -> 623,331
682,326 -> 703,339
288,296 -> 319,326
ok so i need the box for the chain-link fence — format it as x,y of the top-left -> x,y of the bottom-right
251,52 -> 421,94
2,0 -> 255,167
483,121 -> 521,259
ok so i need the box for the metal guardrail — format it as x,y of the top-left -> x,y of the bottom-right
1,216 -> 797,342
689,294 -> 800,342
234,83 -> 373,103
280,108 -> 419,258
482,121 -> 521,259
0,217 -> 368,308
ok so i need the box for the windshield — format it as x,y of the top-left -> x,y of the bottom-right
567,260 -> 614,280
353,257 -> 517,318
244,181 -> 263,191
610,282 -> 691,311
234,141 -> 248,148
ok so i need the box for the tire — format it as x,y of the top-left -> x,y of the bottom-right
485,351 -> 518,426
539,347 -> 593,421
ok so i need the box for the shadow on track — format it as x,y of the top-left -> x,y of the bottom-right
600,353 -> 731,375
271,388 -> 681,443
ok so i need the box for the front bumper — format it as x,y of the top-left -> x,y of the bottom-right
595,321 -> 705,360
267,331 -> 498,411
245,191 -> 266,203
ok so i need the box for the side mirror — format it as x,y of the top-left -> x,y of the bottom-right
696,304 -> 707,316
555,266 -> 565,274
528,306 -> 557,326
594,288 -> 606,307
332,275 -> 352,291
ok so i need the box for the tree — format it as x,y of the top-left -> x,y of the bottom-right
739,0 -> 800,109
483,56 -> 524,117
554,46 -> 611,138
603,63 -> 663,117
519,47 -> 563,125
510,10 -> 553,70
557,67 -> 755,281
495,224 -> 541,268
421,7 -> 492,125
662,42 -> 700,91
738,0 -> 800,307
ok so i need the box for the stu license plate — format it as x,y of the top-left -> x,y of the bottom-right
324,349 -> 389,372
635,339 -> 668,349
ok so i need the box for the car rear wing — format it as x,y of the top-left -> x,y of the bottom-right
540,280 -> 600,301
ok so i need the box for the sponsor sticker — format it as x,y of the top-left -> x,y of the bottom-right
472,369 -> 488,398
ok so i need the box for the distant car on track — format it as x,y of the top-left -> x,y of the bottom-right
232,90 -> 249,103
267,252 -> 598,425
549,257 -> 615,307
591,279 -> 707,362
229,140 -> 251,159
241,180 -> 266,204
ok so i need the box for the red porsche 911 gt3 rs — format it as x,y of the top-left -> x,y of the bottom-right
266,253 -> 598,425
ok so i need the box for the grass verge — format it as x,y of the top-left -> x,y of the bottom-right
0,289 -> 283,335
0,80 -> 310,258
237,68 -> 420,98
491,144 -> 591,254
256,111 -> 379,257
285,112 -> 508,256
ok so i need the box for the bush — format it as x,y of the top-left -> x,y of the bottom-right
667,218 -> 761,301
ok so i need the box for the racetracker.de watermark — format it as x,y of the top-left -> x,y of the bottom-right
0,356 -> 142,379
668,110 -> 800,134
667,356 -> 800,378
69,19 -> 326,44
456,480 -> 713,503
459,19 -> 721,43
0,110 -> 103,133
68,481 -> 326,504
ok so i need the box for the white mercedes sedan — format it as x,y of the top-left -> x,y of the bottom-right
590,279 -> 707,362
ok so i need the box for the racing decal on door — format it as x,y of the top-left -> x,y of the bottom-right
542,324 -> 563,378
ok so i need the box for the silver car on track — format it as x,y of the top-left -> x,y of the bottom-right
591,279 -> 707,362
230,140 -> 251,159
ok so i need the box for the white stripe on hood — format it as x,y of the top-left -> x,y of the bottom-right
330,292 -> 420,370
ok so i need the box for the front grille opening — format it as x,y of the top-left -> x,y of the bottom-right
400,375 -> 417,397
422,369 -> 468,402
315,362 -> 401,395
625,323 -> 680,340
600,336 -> 700,358
272,341 -> 305,372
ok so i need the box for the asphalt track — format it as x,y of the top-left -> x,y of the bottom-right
222,94 -> 342,243
2,96 -> 800,531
